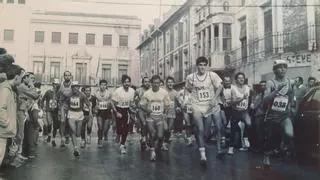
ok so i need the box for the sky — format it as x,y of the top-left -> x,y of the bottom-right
30,0 -> 186,32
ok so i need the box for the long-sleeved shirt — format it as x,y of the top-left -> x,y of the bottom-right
0,81 -> 17,138
16,83 -> 40,111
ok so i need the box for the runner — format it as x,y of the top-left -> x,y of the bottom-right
185,56 -> 224,162
261,60 -> 295,167
228,72 -> 252,155
180,88 -> 193,146
67,81 -> 92,157
80,86 -> 95,148
220,76 -> 232,147
163,76 -> 181,151
139,75 -> 171,161
94,80 -> 113,148
41,79 -> 60,147
135,77 -> 150,151
111,75 -> 135,154
58,71 -> 73,147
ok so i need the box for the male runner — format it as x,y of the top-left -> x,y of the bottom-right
111,75 -> 135,154
58,71 -> 72,147
262,60 -> 295,167
135,77 -> 150,150
228,72 -> 251,155
94,80 -> 112,148
41,79 -> 60,147
139,75 -> 171,161
185,56 -> 224,162
67,81 -> 92,157
163,76 -> 181,150
80,86 -> 95,148
220,76 -> 232,147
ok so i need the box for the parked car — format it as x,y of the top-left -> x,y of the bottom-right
295,86 -> 320,168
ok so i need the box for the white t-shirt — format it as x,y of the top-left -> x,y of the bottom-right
231,84 -> 250,111
139,88 -> 171,120
185,71 -> 222,113
112,86 -> 135,108
222,88 -> 232,107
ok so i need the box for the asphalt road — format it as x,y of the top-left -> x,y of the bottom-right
1,134 -> 320,180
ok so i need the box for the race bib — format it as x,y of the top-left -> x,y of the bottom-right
198,90 -> 210,102
271,95 -> 289,112
150,102 -> 163,115
120,100 -> 130,107
70,97 -> 80,109
186,105 -> 192,113
49,99 -> 58,109
235,99 -> 248,111
98,101 -> 108,110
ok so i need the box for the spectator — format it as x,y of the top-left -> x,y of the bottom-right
0,64 -> 24,166
307,77 -> 316,90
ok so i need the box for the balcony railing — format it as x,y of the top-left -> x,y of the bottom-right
226,23 -> 318,67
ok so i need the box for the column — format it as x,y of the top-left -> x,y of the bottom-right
211,23 -> 215,53
205,26 -> 209,56
199,32 -> 203,57
219,23 -> 223,52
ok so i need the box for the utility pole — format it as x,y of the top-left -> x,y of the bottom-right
252,23 -> 256,83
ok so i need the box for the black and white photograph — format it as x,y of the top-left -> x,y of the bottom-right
0,0 -> 320,179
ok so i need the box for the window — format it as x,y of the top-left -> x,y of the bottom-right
119,35 -> 128,47
183,19 -> 188,43
223,23 -> 232,51
101,64 -> 112,82
118,64 -> 128,81
50,62 -> 60,80
264,10 -> 273,55
165,32 -> 170,54
35,31 -> 44,43
103,34 -> 112,46
241,0 -> 246,6
52,32 -> 61,44
86,33 -> 95,45
75,63 -> 87,84
174,25 -> 179,49
33,61 -> 44,74
69,33 -> 78,44
223,2 -> 230,11
213,24 -> 219,51
18,0 -> 25,4
7,0 -> 14,4
3,29 -> 14,41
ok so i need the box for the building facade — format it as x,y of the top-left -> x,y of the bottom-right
138,0 -> 320,85
0,0 -> 141,85
225,0 -> 320,83
137,0 -> 197,84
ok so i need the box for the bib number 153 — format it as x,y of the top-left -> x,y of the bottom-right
198,90 -> 210,102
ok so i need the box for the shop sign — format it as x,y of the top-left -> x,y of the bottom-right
281,52 -> 314,67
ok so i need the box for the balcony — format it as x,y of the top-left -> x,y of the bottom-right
226,23 -> 318,67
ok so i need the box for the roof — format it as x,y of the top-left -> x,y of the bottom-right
32,11 -> 141,20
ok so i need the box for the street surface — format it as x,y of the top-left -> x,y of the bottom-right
1,134 -> 320,180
